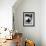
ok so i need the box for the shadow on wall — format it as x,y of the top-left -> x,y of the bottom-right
9,42 -> 16,46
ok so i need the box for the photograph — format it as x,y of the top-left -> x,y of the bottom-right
23,12 -> 35,27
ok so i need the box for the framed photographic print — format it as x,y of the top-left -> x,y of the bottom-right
23,12 -> 35,27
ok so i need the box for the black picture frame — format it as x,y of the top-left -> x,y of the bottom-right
23,12 -> 35,27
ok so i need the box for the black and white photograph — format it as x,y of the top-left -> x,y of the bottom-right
23,12 -> 35,27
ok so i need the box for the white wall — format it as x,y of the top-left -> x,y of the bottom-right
0,0 -> 16,29
41,0 -> 46,46
13,0 -> 41,46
